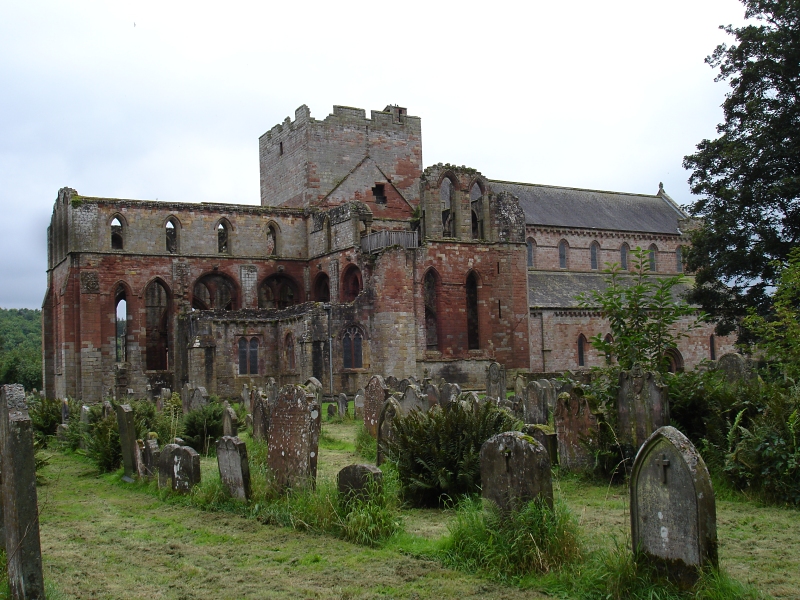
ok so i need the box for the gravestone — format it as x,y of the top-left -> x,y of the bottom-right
249,387 -> 259,414
716,353 -> 752,383
485,361 -> 506,401
0,384 -> 45,599
181,383 -> 194,414
439,382 -> 461,410
222,403 -> 239,437
265,377 -> 278,406
157,388 -> 171,411
267,385 -> 321,490
337,393 -> 348,417
337,464 -> 383,504
554,392 -> 598,471
353,388 -> 365,419
245,414 -> 253,429
241,383 -> 250,406
146,384 -> 154,403
514,373 -> 528,403
524,381 -> 548,425
327,403 -> 337,419
61,398 -> 70,424
538,379 -> 557,415
364,375 -> 389,438
401,385 -> 426,413
56,423 -> 69,442
424,383 -> 440,408
252,396 -> 269,441
631,426 -> 717,587
115,404 -> 139,482
618,365 -> 670,454
384,375 -> 398,390
480,431 -> 553,513
304,377 -> 324,405
376,397 -> 403,466
142,438 -> 160,478
217,436 -> 251,501
396,378 -> 410,395
189,386 -> 209,412
172,446 -> 201,494
80,404 -> 90,449
521,424 -> 558,465
158,443 -> 180,489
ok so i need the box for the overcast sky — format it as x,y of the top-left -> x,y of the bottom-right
1,0 -> 747,309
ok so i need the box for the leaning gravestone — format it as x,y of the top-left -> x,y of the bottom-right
480,431 -> 553,513
376,397 -> 403,466
172,446 -> 201,494
337,464 -> 383,504
222,403 -> 239,437
268,385 -> 321,490
524,381 -> 548,425
0,384 -> 46,598
364,375 -> 389,438
514,373 -> 528,403
353,388 -> 365,419
116,404 -> 139,482
618,365 -> 669,453
554,391 -> 598,471
337,393 -> 348,417
631,426 -> 717,587
217,436 -> 251,501
485,361 -> 506,401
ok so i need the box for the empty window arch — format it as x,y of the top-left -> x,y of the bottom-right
466,271 -> 480,350
166,218 -> 178,254
144,279 -> 170,371
259,274 -> 300,309
217,221 -> 230,254
578,334 -> 588,367
313,273 -> 330,302
114,285 -> 128,363
111,217 -> 124,250
193,273 -> 237,310
341,265 -> 362,302
266,224 -> 278,256
440,177 -> 454,237
665,348 -> 684,373
423,270 -> 440,351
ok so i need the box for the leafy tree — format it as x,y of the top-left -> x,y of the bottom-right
0,308 -> 42,390
577,247 -> 702,373
682,0 -> 800,335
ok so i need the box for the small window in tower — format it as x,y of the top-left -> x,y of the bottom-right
372,184 -> 386,204
279,141 -> 284,156
166,219 -> 177,253
218,222 -> 229,254
111,217 -> 123,250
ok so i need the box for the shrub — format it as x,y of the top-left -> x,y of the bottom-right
29,396 -> 62,447
85,410 -> 121,473
385,401 -> 520,506
442,496 -> 583,581
183,401 -> 224,455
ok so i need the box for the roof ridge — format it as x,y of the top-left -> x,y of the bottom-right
488,179 -> 659,199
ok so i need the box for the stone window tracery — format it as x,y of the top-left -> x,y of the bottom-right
342,326 -> 363,369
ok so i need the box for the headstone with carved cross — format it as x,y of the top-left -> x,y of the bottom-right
630,425 -> 717,588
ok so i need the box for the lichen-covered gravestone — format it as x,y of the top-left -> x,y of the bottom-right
181,383 -> 194,414
364,375 -> 389,438
142,438 -> 160,478
424,383 -> 440,408
631,426 -> 717,587
554,391 -> 598,471
353,388 -> 365,419
715,352 -> 752,383
401,385 -> 426,413
521,424 -> 558,466
337,464 -> 383,504
439,382 -> 461,410
327,402 -> 338,419
267,385 -> 321,490
172,446 -> 201,493
252,396 -> 269,441
480,431 -> 553,513
115,403 -> 139,482
0,384 -> 46,599
524,381 -> 548,425
618,365 -> 669,453
217,436 -> 251,501
337,393 -> 348,417
376,397 -> 403,466
158,443 -> 180,489
485,361 -> 506,401
189,386 -> 209,412
538,379 -> 557,415
222,403 -> 239,437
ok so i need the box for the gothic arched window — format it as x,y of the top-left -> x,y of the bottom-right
217,221 -> 230,254
111,217 -> 124,250
466,272 -> 479,350
578,334 -> 588,367
166,218 -> 178,254
343,326 -> 363,369
144,279 -> 170,370
424,270 -> 440,350
649,244 -> 658,272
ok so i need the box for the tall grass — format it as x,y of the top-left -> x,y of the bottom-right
354,423 -> 377,461
441,496 -> 583,581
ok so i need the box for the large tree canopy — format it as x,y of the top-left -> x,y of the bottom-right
683,0 -> 800,336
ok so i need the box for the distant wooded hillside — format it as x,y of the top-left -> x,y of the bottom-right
0,307 -> 42,390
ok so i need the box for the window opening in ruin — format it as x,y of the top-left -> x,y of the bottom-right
238,338 -> 248,375
145,280 -> 170,371
193,274 -> 236,310
649,244 -> 658,272
665,348 -> 684,373
372,184 -> 386,204
440,178 -> 453,237
709,334 -> 716,361
424,270 -> 439,350
259,274 -> 300,309
527,239 -> 535,268
620,243 -> 629,270
590,242 -> 599,270
166,219 -> 177,254
285,334 -> 295,371
266,225 -> 277,256
217,222 -> 230,254
578,334 -> 587,367
676,245 -> 683,273
314,273 -> 330,302
115,290 -> 127,363
343,326 -> 363,369
279,141 -> 284,155
559,240 -> 568,269
470,182 -> 482,202
471,210 -> 480,240
249,338 -> 259,375
111,217 -> 123,250
342,266 -> 362,302
466,272 -> 479,350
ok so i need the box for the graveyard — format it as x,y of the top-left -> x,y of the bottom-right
3,370 -> 799,599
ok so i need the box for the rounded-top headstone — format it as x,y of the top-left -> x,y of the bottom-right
337,463 -> 383,503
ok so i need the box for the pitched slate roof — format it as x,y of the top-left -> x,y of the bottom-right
489,180 -> 687,234
528,272 -> 694,309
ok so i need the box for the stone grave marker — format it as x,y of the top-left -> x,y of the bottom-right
222,402 -> 239,437
716,352 -> 752,383
172,446 -> 201,494
252,396 -> 269,441
524,381 -> 548,425
189,386 -> 209,412
401,385 -> 426,413
384,375 -> 398,390
265,377 -> 278,405
267,385 -> 321,490
241,383 -> 250,406
376,397 -> 403,466
249,387 -> 259,414
364,375 -> 389,438
337,393 -> 348,417
439,382 -> 461,410
181,383 -> 194,414
337,464 -> 383,504
0,384 -> 45,598
158,443 -> 180,489
61,398 -> 70,424
217,436 -> 251,501
304,377 -> 323,405
115,403 -> 139,482
353,388 -> 365,419
56,422 -> 69,442
485,361 -> 506,401
618,365 -> 670,453
521,424 -> 558,465
554,391 -> 598,471
538,379 -> 557,415
424,383 -> 440,408
480,431 -> 553,513
396,378 -> 410,395
142,438 -> 160,478
327,402 -> 337,419
631,426 -> 717,587
157,388 -> 171,411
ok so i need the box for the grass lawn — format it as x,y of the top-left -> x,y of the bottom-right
27,416 -> 800,599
